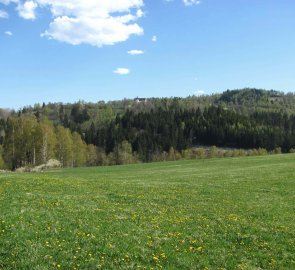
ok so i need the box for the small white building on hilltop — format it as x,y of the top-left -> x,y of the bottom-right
134,97 -> 148,103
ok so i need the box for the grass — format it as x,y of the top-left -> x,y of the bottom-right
1,154 -> 295,269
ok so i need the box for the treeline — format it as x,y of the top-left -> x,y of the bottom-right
84,105 -> 295,162
2,88 -> 294,151
2,103 -> 295,170
0,107 -> 295,170
2,89 -> 295,170
0,116 -> 143,170
8,88 -> 295,135
1,117 -> 86,170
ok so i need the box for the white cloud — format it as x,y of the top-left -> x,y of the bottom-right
113,68 -> 130,75
152,35 -> 157,42
183,0 -> 201,6
127,49 -> 144,55
17,1 -> 37,20
41,15 -> 143,47
4,30 -> 13,35
1,0 -> 145,47
136,9 -> 144,18
0,9 -> 9,18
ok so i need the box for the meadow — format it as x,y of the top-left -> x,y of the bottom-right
0,154 -> 295,270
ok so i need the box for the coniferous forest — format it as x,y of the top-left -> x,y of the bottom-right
1,88 -> 295,170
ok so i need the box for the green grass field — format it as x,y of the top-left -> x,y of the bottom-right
1,155 -> 295,270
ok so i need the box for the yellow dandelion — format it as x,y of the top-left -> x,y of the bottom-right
153,256 -> 159,262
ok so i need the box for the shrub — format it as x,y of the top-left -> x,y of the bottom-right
252,149 -> 259,155
238,149 -> 246,156
208,146 -> 218,158
273,147 -> 282,154
194,148 -> 206,159
97,148 -> 108,166
224,150 -> 233,158
168,147 -> 176,161
258,148 -> 268,155
182,149 -> 193,160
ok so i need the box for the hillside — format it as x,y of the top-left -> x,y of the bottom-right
217,89 -> 295,113
1,88 -> 295,170
1,154 -> 295,269
2,88 -> 294,123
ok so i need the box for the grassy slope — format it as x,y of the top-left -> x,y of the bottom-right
0,155 -> 295,270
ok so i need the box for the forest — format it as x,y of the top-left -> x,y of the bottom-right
1,88 -> 295,170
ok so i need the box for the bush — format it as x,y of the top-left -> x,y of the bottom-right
152,151 -> 164,162
238,149 -> 246,156
194,148 -> 206,159
107,153 -> 116,166
224,150 -> 233,158
97,148 -> 108,166
115,141 -> 134,165
253,149 -> 259,156
232,149 -> 244,157
208,146 -> 218,158
257,148 -> 268,155
182,149 -> 193,160
168,147 -> 176,161
273,147 -> 282,154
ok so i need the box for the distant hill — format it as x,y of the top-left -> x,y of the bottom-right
2,88 -> 295,139
215,88 -> 295,113
219,88 -> 282,103
4,88 -> 295,128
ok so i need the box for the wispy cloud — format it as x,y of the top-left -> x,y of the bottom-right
152,35 -> 157,42
4,31 -> 13,36
113,68 -> 130,75
0,9 -> 9,19
183,0 -> 201,6
127,49 -> 144,55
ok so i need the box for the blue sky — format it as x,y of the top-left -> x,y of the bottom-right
0,0 -> 295,109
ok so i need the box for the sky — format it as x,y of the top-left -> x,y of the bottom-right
0,0 -> 295,109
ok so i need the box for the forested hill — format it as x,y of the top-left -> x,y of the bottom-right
1,88 -> 295,170
2,88 -> 295,136
2,88 -> 295,123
